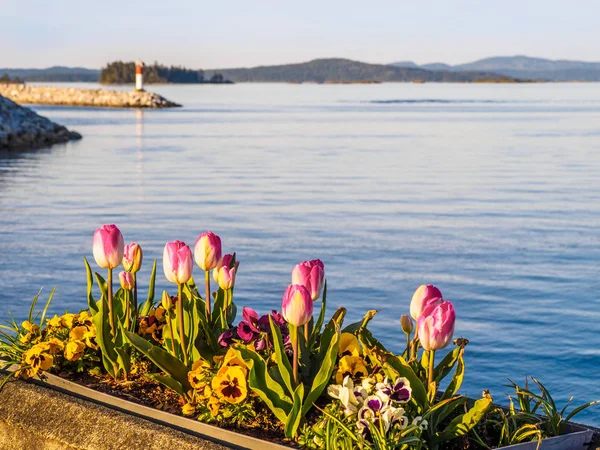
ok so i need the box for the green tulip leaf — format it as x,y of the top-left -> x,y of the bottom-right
92,297 -> 119,376
284,383 -> 305,439
385,355 -> 428,410
309,280 -> 327,348
434,347 -> 461,384
84,257 -> 98,315
441,352 -> 465,400
437,393 -> 493,442
139,260 -> 157,316
231,345 -> 292,424
124,329 -> 191,392
341,309 -> 378,334
145,373 -> 185,397
269,316 -> 294,396
302,323 -> 340,416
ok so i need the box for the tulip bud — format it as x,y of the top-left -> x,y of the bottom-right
410,284 -> 443,320
213,254 -> 235,282
122,242 -> 143,273
163,240 -> 193,284
417,301 -> 456,351
194,231 -> 222,271
291,259 -> 325,301
92,224 -> 124,269
161,290 -> 172,310
119,271 -> 134,291
281,284 -> 313,327
400,314 -> 413,335
217,266 -> 236,290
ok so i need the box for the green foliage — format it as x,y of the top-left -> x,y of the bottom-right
231,307 -> 345,438
99,61 -> 230,84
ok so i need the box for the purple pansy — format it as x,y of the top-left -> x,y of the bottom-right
390,377 -> 412,403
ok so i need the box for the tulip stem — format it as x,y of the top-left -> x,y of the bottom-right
428,350 -> 435,388
292,328 -> 299,386
107,268 -> 115,338
177,283 -> 188,366
167,311 -> 177,356
133,273 -> 138,318
205,271 -> 211,320
410,324 -> 419,361
405,332 -> 411,359
303,322 -> 309,343
124,289 -> 130,331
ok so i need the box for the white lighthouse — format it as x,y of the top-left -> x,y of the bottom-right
135,60 -> 144,91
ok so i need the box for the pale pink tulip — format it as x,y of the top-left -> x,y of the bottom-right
410,284 -> 443,320
92,224 -> 124,269
217,266 -> 236,290
122,242 -> 143,273
119,271 -> 134,290
282,284 -> 313,327
163,241 -> 193,285
417,301 -> 456,351
194,231 -> 222,271
213,254 -> 237,282
291,259 -> 325,301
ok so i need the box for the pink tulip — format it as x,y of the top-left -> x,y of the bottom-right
92,224 -> 124,269
291,259 -> 325,301
417,301 -> 456,351
213,254 -> 237,282
410,284 -> 443,320
163,241 -> 193,285
122,242 -> 143,273
282,284 -> 313,327
217,266 -> 236,290
119,271 -> 134,291
194,231 -> 222,271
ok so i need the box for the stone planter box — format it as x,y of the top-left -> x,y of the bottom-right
0,367 -> 596,450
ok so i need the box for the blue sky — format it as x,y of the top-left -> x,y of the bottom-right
1,0 -> 598,69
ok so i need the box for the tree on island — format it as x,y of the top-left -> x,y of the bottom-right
99,61 -> 229,84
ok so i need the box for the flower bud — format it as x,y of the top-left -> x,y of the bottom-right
92,224 -> 124,269
417,301 -> 456,351
161,290 -> 172,310
291,259 -> 325,301
122,242 -> 143,273
410,284 -> 443,320
194,231 -> 222,271
281,284 -> 313,327
163,240 -> 193,284
217,266 -> 236,290
400,314 -> 413,335
119,271 -> 134,291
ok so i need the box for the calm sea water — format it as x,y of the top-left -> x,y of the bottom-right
1,82 -> 599,424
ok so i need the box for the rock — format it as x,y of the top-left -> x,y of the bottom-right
0,94 -> 81,150
0,84 -> 181,108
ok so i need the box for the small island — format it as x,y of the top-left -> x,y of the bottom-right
99,61 -> 232,85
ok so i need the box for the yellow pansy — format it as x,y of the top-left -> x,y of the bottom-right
23,346 -> 53,375
220,348 -> 247,376
335,355 -> 368,384
339,333 -> 360,358
75,311 -> 93,328
38,338 -> 65,354
61,314 -> 76,329
182,403 -> 196,416
211,365 -> 247,404
207,396 -> 221,417
70,326 -> 87,341
154,306 -> 166,322
192,359 -> 211,372
20,321 -> 40,345
64,340 -> 86,361
188,369 -> 207,389
47,315 -> 62,328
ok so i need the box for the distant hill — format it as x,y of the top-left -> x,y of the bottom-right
204,58 -> 520,83
0,66 -> 100,82
391,56 -> 600,81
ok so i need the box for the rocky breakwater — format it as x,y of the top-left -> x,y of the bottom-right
0,94 -> 81,149
0,84 -> 181,108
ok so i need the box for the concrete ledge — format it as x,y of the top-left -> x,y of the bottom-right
0,380 -> 228,450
